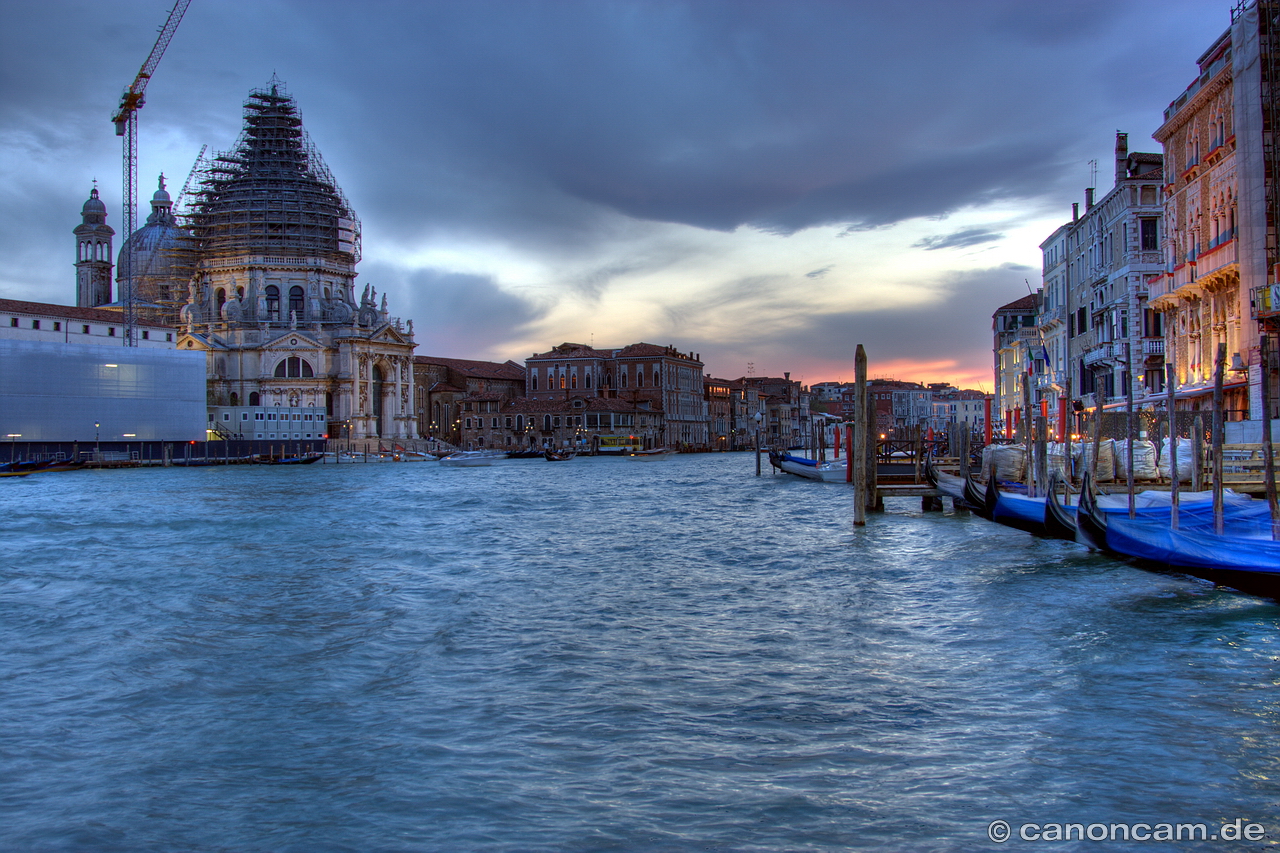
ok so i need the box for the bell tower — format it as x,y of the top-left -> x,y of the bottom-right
74,184 -> 115,307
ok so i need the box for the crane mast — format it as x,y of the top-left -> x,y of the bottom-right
112,0 -> 192,346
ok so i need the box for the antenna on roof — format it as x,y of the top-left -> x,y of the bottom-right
1025,278 -> 1034,295
1088,158 -> 1098,190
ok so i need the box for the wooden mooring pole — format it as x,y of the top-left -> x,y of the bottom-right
854,344 -> 868,526
1262,335 -> 1279,539
1213,342 -> 1227,535
1167,361 -> 1180,529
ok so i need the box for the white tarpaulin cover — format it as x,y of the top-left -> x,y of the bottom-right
0,339 -> 206,441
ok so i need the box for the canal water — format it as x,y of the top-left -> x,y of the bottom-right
2,454 -> 1278,851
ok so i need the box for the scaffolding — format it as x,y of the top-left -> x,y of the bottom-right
183,79 -> 361,265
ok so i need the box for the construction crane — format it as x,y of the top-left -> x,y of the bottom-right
111,0 -> 192,346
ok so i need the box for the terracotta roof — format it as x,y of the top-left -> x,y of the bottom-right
0,297 -> 174,328
414,355 -> 525,381
528,342 -> 612,360
995,294 -> 1038,312
428,381 -> 466,394
614,342 -> 700,361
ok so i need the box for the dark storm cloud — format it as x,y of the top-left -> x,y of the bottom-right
61,0 -> 1208,248
362,263 -> 547,356
0,0 -> 1233,371
913,227 -> 1006,252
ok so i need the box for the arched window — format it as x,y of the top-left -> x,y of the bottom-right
229,392 -> 239,406
620,371 -> 628,389
265,285 -> 280,321
289,286 -> 305,318
216,288 -> 227,313
249,391 -> 261,406
636,371 -> 644,388
274,357 -> 315,378
585,372 -> 592,389
326,391 -> 334,417
570,374 -> 577,389
653,368 -> 660,387
543,414 -> 552,431
516,415 -> 524,431
531,373 -> 538,391
559,374 -> 566,389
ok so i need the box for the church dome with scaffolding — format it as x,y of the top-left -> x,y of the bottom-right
115,174 -> 193,321
187,79 -> 361,265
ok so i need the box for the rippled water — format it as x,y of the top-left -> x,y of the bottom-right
3,454 -> 1279,851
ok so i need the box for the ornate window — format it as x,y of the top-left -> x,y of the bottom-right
274,356 -> 315,378
289,286 -> 305,318
265,285 -> 280,321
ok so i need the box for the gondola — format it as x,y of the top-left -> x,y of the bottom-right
1078,477 -> 1280,600
924,457 -> 966,501
544,449 -> 575,461
962,466 -> 993,520
985,474 -> 1052,536
1042,473 -> 1080,542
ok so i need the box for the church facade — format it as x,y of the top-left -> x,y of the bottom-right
94,79 -> 416,441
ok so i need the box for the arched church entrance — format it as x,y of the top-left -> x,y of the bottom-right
371,363 -> 386,437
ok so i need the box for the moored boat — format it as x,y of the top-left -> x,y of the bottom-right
628,448 -> 674,460
439,450 -> 503,467
1079,478 -> 1280,599
768,450 -> 845,481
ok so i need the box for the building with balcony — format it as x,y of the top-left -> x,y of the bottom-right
523,342 -> 708,448
1060,134 -> 1166,415
993,293 -> 1040,437
1149,24 -> 1252,418
413,356 -> 526,445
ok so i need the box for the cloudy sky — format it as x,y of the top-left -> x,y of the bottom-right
0,0 -> 1231,388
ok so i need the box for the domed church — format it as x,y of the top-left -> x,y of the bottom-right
115,174 -> 193,324
154,78 -> 416,442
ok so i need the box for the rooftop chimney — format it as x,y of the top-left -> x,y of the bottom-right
1072,202 -> 1079,221
1085,187 -> 1095,210
1115,132 -> 1129,184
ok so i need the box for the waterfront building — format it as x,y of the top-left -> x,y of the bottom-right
723,378 -> 764,450
932,388 -> 987,436
413,356 -> 526,446
704,377 -> 733,450
1149,23 -> 1253,420
524,342 -> 708,449
165,80 -> 416,442
993,293 -> 1040,438
1059,134 -> 1166,418
0,298 -> 203,444
743,374 -> 803,448
1038,220 -> 1071,426
0,298 -> 175,347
